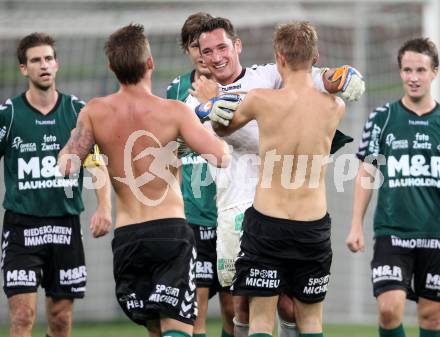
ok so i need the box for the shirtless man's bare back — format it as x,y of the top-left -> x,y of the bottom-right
58,24 -> 229,337
220,22 -> 345,337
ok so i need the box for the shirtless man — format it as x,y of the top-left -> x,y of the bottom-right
58,24 -> 229,337
192,16 -> 362,337
217,21 -> 346,337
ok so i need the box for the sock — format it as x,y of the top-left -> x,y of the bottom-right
249,334 -> 272,337
379,324 -> 406,337
420,328 -> 440,337
298,334 -> 323,337
221,328 -> 234,337
279,319 -> 298,337
233,317 -> 249,337
162,330 -> 191,337
194,334 -> 206,337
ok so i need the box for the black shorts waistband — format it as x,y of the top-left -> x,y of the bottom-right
114,218 -> 188,236
248,206 -> 330,228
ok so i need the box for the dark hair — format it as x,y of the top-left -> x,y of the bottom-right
398,37 -> 439,69
180,12 -> 213,51
104,23 -> 151,85
17,32 -> 56,65
199,17 -> 238,41
273,21 -> 318,70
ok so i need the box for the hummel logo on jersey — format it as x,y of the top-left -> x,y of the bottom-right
409,120 -> 429,126
35,119 -> 55,125
221,83 -> 241,92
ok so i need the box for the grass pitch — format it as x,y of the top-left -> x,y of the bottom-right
0,319 -> 419,337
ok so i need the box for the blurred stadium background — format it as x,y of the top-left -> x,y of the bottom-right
0,0 -> 439,328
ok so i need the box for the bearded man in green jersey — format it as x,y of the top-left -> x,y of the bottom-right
166,13 -> 235,337
0,33 -> 112,337
347,38 -> 440,337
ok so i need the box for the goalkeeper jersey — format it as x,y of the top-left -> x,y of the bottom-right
166,70 -> 218,227
357,99 -> 440,238
0,92 -> 85,217
186,64 -> 351,212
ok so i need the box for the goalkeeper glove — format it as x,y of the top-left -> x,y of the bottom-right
195,93 -> 241,126
329,65 -> 365,102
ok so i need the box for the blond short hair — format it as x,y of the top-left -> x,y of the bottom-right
273,21 -> 318,70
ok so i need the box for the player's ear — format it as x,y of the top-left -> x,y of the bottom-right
147,56 -> 154,71
234,38 -> 242,54
53,58 -> 60,74
19,63 -> 28,77
275,52 -> 286,68
432,66 -> 438,79
312,52 -> 319,65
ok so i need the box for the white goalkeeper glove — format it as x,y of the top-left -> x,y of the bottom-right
330,65 -> 365,102
195,94 -> 241,126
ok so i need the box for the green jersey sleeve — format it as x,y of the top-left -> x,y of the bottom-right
0,99 -> 14,158
356,103 -> 391,163
166,72 -> 195,158
166,76 -> 180,99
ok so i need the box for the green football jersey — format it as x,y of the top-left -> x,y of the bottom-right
357,100 -> 440,238
0,92 -> 85,217
167,70 -> 218,227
